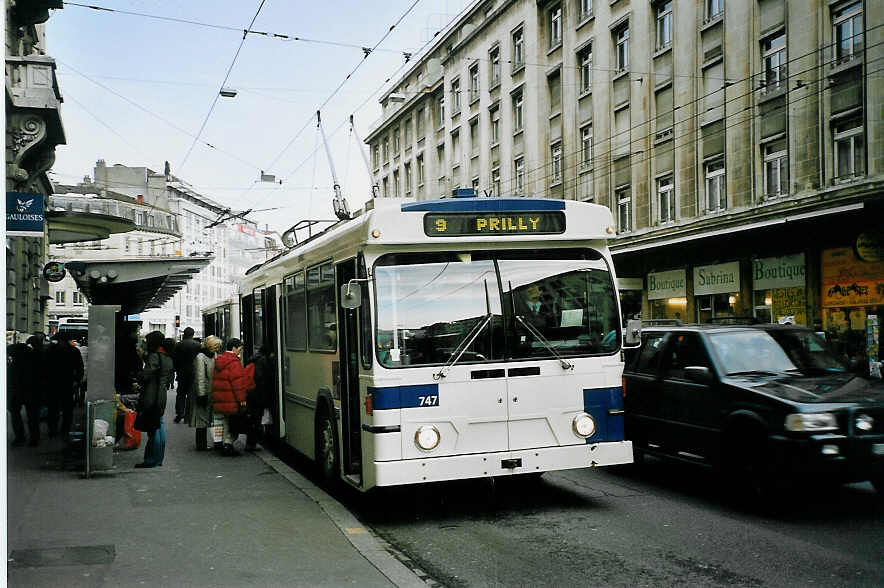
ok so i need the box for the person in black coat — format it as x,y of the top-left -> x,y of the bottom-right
7,340 -> 39,446
173,327 -> 201,424
135,331 -> 174,468
244,345 -> 274,450
46,331 -> 84,439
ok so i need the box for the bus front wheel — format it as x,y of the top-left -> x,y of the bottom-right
316,410 -> 340,487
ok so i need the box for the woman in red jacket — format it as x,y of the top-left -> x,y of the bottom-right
211,338 -> 255,456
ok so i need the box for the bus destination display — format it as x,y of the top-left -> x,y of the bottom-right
424,211 -> 566,237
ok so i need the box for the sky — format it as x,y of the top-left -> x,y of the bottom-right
45,0 -> 473,233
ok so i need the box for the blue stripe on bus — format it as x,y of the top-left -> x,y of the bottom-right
368,384 -> 440,410
400,198 -> 566,213
582,387 -> 624,443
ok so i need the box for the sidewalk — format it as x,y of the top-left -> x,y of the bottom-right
6,389 -> 424,587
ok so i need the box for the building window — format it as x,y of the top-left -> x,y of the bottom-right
579,44 -> 593,94
469,63 -> 480,102
581,125 -> 593,168
833,2 -> 863,64
490,105 -> 500,144
657,175 -> 675,223
549,5 -> 562,49
372,144 -> 379,169
512,27 -> 524,70
512,90 -> 523,131
489,45 -> 501,87
416,154 -> 425,185
470,119 -> 479,155
705,158 -> 726,211
404,118 -> 412,146
706,0 -> 723,21
656,1 -> 673,50
616,187 -> 631,233
550,142 -> 563,184
436,94 -> 445,128
491,167 -> 501,196
382,177 -> 389,197
383,138 -> 390,162
762,138 -> 788,197
548,70 -> 561,113
451,130 -> 460,162
833,117 -> 865,180
762,32 -> 786,89
393,127 -> 400,154
393,170 -> 400,197
404,162 -> 412,194
615,25 -> 629,72
416,108 -> 425,138
437,144 -> 445,169
514,157 -> 525,195
472,176 -> 480,192
451,78 -> 461,114
579,0 -> 593,21
578,171 -> 593,201
55,291 -> 66,304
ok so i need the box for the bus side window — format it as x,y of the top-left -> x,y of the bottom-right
358,254 -> 373,369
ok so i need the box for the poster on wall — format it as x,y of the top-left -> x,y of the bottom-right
821,247 -> 884,307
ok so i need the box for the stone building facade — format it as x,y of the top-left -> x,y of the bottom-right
366,0 -> 883,364
5,0 -> 65,338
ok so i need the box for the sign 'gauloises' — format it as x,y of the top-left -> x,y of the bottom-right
6,192 -> 44,237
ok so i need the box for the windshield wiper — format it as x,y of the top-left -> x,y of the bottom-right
516,315 -> 574,370
433,314 -> 493,380
726,369 -> 782,377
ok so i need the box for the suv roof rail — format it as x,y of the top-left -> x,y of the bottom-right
643,319 -> 683,326
706,316 -> 762,325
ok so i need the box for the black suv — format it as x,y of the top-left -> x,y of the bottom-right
623,323 -> 884,494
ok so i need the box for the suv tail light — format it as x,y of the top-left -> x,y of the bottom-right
621,377 -> 626,399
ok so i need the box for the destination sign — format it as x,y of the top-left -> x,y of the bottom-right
424,211 -> 566,237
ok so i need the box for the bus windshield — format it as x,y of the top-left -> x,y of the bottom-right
374,249 -> 620,368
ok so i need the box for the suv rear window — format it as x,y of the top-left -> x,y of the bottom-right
632,332 -> 668,374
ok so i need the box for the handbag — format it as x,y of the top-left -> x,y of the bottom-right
122,411 -> 141,449
133,409 -> 153,432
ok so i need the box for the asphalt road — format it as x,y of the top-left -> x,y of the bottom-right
339,457 -> 884,588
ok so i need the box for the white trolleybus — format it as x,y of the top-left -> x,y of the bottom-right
237,195 -> 639,491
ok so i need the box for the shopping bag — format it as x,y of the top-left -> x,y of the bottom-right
122,411 -> 141,450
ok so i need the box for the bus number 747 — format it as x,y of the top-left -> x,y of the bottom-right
418,395 -> 439,407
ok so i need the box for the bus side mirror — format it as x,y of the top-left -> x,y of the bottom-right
623,319 -> 641,348
340,283 -> 362,309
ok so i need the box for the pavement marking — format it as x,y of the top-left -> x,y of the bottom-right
255,448 -> 428,588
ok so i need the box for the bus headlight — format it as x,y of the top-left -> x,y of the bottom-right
415,425 -> 441,451
572,413 -> 596,438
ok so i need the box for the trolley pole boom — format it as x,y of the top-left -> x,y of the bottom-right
350,114 -> 380,199
317,110 -> 350,220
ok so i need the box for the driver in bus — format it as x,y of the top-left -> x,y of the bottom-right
516,284 -> 554,330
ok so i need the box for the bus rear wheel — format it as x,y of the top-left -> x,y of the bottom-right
316,411 -> 340,487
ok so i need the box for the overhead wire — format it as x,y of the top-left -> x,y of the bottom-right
63,1 -> 411,53
57,59 -> 264,173
177,0 -> 267,172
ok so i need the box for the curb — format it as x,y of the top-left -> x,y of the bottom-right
256,449 -> 428,588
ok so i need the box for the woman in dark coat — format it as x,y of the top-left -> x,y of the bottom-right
135,331 -> 174,468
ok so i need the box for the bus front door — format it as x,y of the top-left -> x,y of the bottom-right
262,286 -> 282,442
336,259 -> 362,483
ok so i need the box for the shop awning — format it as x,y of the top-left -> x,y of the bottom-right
64,256 -> 212,315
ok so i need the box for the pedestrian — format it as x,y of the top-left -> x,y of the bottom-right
75,337 -> 88,405
45,331 -> 84,439
173,327 -> 201,423
134,331 -> 174,468
190,335 -> 221,451
7,339 -> 39,446
244,344 -> 274,451
211,338 -> 255,456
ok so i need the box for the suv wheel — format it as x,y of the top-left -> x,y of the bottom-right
724,426 -> 774,502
